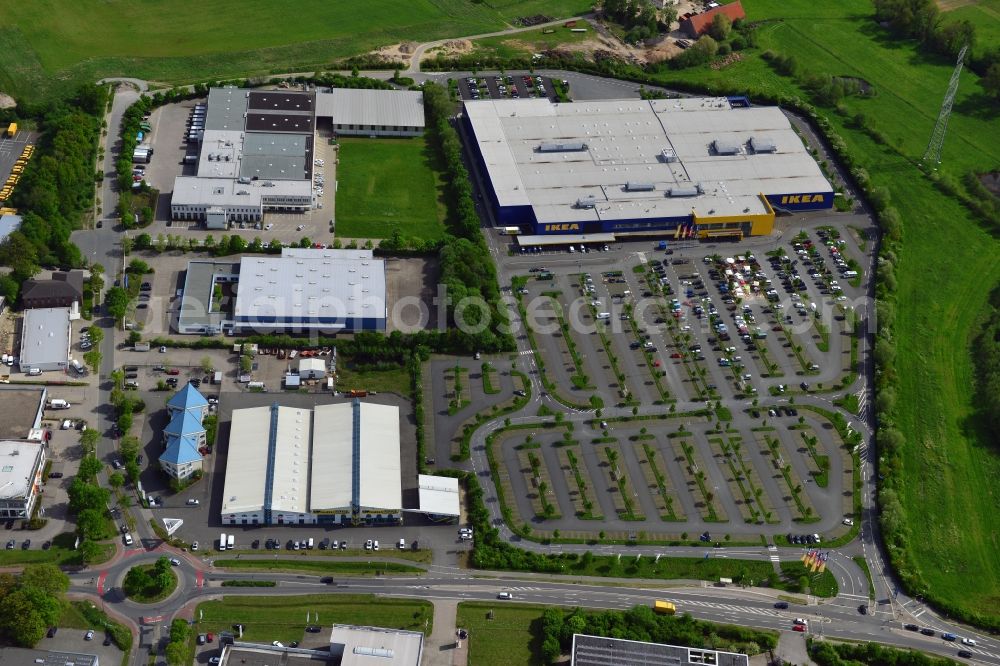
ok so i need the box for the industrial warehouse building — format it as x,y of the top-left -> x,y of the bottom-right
0,440 -> 46,519
463,96 -> 833,242
171,87 -> 425,224
174,248 -> 386,335
221,399 -> 402,525
571,635 -> 749,666
18,307 -> 72,373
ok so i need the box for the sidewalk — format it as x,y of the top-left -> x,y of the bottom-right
423,600 -> 467,666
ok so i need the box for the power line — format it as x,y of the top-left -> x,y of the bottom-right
920,44 -> 968,168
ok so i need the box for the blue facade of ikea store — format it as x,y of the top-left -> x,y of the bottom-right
232,314 -> 386,334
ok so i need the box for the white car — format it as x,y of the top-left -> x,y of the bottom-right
365,539 -> 374,551
497,592 -> 513,600
373,540 -> 379,551
159,346 -> 167,353
272,641 -> 284,647
962,638 -> 977,646
186,498 -> 200,506
265,223 -> 273,230
191,541 -> 199,551
842,518 -> 854,526
169,557 -> 181,566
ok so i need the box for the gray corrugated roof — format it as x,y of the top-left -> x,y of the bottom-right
315,89 -> 425,129
205,88 -> 250,132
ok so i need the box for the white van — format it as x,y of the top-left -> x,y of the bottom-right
227,534 -> 235,550
247,381 -> 266,391
219,533 -> 228,551
842,270 -> 858,278
398,538 -> 406,550
307,537 -> 314,549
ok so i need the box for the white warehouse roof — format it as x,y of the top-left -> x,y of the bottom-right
310,402 -> 355,512
418,475 -> 460,517
221,406 -> 270,515
316,88 -> 426,129
357,402 -> 402,512
234,249 -> 386,326
18,307 -> 71,371
0,441 -> 44,500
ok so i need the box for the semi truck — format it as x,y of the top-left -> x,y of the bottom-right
653,600 -> 676,615
5,123 -> 16,137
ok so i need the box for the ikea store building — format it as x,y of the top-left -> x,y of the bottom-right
462,96 -> 834,242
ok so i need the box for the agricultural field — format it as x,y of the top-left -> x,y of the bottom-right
0,0 -> 592,102
334,137 -> 447,241
939,0 -> 1000,59
653,0 -> 1000,624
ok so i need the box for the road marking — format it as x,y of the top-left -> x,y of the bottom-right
838,593 -> 869,600
912,609 -> 925,618
196,571 -> 204,588
769,555 -> 780,563
518,349 -> 533,356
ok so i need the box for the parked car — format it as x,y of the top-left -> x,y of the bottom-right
85,629 -> 95,641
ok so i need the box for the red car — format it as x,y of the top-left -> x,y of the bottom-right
206,632 -> 214,643
792,624 -> 806,632
166,369 -> 180,375
670,353 -> 682,359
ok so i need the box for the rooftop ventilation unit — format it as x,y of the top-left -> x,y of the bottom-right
538,141 -> 588,152
575,196 -> 598,209
712,139 -> 741,155
625,182 -> 655,192
750,136 -> 777,153
660,148 -> 677,163
667,184 -> 704,197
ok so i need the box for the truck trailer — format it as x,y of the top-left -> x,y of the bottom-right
5,123 -> 16,137
653,600 -> 676,615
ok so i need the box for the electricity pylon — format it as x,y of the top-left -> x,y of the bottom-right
920,44 -> 968,169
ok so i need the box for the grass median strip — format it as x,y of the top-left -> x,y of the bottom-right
212,559 -> 424,575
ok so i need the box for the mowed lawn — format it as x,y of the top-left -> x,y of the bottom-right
193,595 -> 433,646
457,603 -> 546,666
334,137 -> 447,241
660,0 -> 1000,622
0,0 -> 592,102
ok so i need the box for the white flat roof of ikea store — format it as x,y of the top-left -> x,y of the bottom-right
316,88 -> 425,129
234,249 -> 386,325
465,97 -> 831,221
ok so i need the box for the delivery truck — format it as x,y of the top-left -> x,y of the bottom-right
653,600 -> 676,615
47,399 -> 71,410
5,123 -> 16,137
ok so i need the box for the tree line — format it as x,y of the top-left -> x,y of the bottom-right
538,605 -> 776,664
0,84 -> 108,303
810,638 -> 960,666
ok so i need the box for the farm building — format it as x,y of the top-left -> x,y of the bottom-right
220,399 -> 402,526
680,1 -> 747,38
171,87 -> 425,224
463,96 -> 833,241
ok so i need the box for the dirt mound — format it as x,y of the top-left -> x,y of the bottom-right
711,52 -> 744,70
0,92 -> 15,109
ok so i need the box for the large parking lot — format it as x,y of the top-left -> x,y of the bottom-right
485,214 -> 872,541
0,127 -> 38,204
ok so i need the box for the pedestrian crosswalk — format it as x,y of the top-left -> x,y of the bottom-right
856,388 -> 869,420
674,598 -> 782,617
518,349 -> 533,356
769,554 -> 781,563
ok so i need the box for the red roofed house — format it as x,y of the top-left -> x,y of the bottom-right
680,0 -> 747,38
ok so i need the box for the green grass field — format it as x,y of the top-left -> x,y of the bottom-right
472,25 -> 593,59
334,137 -> 447,241
193,595 -> 433,646
656,0 -> 1000,623
941,0 -> 1000,59
0,0 -> 592,102
457,603 -> 546,666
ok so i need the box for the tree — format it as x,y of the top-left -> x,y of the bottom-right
982,62 -> 1000,100
105,286 -> 130,321
83,349 -> 102,374
109,472 -> 125,489
18,564 -> 69,596
0,589 -> 50,646
76,508 -> 107,540
708,13 -> 732,40
78,455 -> 103,482
200,356 -> 214,374
80,428 -> 99,454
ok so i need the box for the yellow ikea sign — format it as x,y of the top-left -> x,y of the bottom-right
780,194 -> 826,204
543,223 -> 580,232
